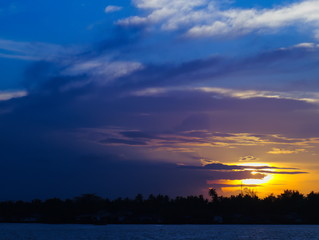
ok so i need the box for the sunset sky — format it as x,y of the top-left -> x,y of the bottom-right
1,0 -> 319,200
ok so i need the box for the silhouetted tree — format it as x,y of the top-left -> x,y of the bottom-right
1,189 -> 319,224
208,188 -> 218,202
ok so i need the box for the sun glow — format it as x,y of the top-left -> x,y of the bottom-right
237,162 -> 270,167
209,161 -> 309,197
241,174 -> 273,185
238,162 -> 274,185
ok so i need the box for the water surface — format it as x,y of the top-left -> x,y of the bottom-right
0,224 -> 319,240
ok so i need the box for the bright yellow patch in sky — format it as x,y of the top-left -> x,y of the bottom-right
208,161 -> 312,198
241,174 -> 273,185
237,162 -> 270,167
237,162 -> 274,186
214,162 -> 277,197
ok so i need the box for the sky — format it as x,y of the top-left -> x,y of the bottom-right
1,0 -> 319,200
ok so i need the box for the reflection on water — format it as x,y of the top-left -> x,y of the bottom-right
0,224 -> 319,240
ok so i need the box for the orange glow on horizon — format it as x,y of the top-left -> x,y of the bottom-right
209,162 -> 313,198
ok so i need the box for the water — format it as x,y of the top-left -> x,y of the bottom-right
0,224 -> 319,240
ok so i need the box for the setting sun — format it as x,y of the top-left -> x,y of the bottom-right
241,174 -> 273,185
205,161 -> 310,197
238,162 -> 274,186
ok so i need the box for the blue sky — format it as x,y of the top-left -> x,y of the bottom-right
1,0 -> 319,200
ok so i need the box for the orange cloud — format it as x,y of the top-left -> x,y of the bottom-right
267,148 -> 306,154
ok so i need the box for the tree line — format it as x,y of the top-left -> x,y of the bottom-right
1,189 -> 319,224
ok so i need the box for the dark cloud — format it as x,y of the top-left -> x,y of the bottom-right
210,184 -> 261,188
107,45 -> 319,92
239,156 -> 258,162
181,163 -> 299,171
120,130 -> 156,139
100,138 -> 148,146
206,171 -> 266,181
96,25 -> 147,53
185,163 -> 242,170
22,42 -> 316,99
0,153 -> 210,200
257,170 -> 308,175
212,133 -> 236,137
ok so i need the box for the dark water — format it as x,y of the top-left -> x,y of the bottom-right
0,224 -> 319,239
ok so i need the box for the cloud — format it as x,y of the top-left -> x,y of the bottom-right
92,126 -> 319,152
292,42 -> 319,49
180,162 -> 308,190
207,183 -> 261,188
0,39 -> 144,89
120,130 -> 157,139
118,0 -> 319,39
197,87 -> 319,104
186,0 -> 319,38
257,170 -> 308,175
0,53 -> 39,61
0,151 -> 216,200
267,148 -> 307,154
181,163 -> 308,181
118,44 -> 319,94
6,35 -> 319,95
181,162 -> 299,171
0,39 -> 146,88
105,5 -> 123,13
0,90 -> 27,101
62,58 -> 144,84
133,86 -> 319,104
239,156 -> 258,162
207,171 -> 266,181
0,39 -> 79,61
117,0 -> 217,29
117,0 -> 210,28
100,138 -> 148,146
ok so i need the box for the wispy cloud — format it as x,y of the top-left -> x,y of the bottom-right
0,39 -> 79,61
239,155 -> 259,162
267,148 -> 307,154
0,90 -> 27,101
0,38 -> 145,89
181,162 -> 299,171
132,86 -> 319,104
105,5 -> 123,13
257,170 -> 308,175
118,0 -> 319,39
62,58 -> 144,84
291,42 -> 319,49
197,87 -> 319,104
82,127 -> 319,152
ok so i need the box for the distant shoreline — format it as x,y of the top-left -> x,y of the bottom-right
1,190 -> 319,225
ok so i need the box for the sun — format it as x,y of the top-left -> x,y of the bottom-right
242,174 -> 273,185
238,162 -> 275,186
